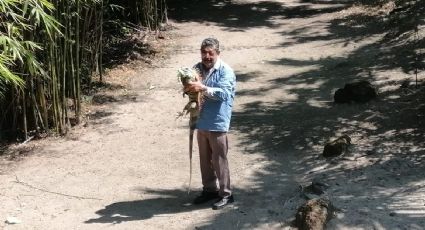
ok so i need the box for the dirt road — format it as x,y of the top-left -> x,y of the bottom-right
1,0 -> 424,229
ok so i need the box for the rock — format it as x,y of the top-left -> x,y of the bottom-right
129,51 -> 143,60
5,216 -> 21,224
323,135 -> 351,157
303,179 -> 330,197
303,192 -> 321,200
366,150 -> 375,155
400,79 -> 410,88
334,80 -> 377,103
334,88 -> 351,103
157,32 -> 166,39
295,198 -> 335,230
311,179 -> 330,195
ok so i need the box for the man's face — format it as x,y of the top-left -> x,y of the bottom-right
201,46 -> 220,70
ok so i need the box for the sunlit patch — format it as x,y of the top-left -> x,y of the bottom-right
336,118 -> 378,131
380,129 -> 397,138
213,2 -> 226,7
358,121 -> 377,130
372,221 -> 385,230
398,128 -> 415,134
387,95 -> 400,99
251,6 -> 268,12
383,181 -> 425,217
338,195 -> 355,200
111,213 -> 130,218
380,84 -> 400,92
307,98 -> 331,108
295,145 -> 305,150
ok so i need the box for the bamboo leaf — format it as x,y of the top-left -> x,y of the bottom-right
38,0 -> 55,10
22,40 -> 42,51
0,55 -> 24,88
22,0 -> 29,16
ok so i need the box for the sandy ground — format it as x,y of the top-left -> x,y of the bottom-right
1,0 -> 425,229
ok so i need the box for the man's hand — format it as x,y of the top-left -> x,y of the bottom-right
184,81 -> 206,93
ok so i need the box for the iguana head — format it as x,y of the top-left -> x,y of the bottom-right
177,67 -> 200,85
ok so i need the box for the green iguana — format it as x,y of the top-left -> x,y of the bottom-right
177,67 -> 202,194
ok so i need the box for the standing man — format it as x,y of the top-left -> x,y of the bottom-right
184,37 -> 236,210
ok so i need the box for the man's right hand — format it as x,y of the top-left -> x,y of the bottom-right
184,81 -> 207,93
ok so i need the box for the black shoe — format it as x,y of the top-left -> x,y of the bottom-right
193,191 -> 219,204
212,195 -> 234,210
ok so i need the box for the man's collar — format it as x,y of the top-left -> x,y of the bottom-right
201,58 -> 221,72
213,58 -> 221,70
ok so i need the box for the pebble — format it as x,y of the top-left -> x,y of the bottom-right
5,216 -> 21,224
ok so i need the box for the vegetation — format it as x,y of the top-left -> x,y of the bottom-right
0,0 -> 167,141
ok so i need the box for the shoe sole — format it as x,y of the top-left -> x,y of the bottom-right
212,199 -> 234,210
193,195 -> 220,205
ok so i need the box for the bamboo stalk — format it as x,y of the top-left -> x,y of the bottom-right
99,0 -> 103,82
37,77 -> 48,131
75,0 -> 81,123
22,87 -> 28,140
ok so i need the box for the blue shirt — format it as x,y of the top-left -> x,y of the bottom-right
194,59 -> 236,132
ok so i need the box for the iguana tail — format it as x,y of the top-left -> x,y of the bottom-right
188,128 -> 194,194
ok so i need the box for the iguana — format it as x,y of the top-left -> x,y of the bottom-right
177,67 -> 202,194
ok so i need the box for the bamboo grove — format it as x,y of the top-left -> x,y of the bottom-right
0,0 -> 167,141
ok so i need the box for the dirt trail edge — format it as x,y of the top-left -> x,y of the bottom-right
1,0 -> 425,229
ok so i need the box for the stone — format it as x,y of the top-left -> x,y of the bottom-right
323,135 -> 351,157
334,80 -> 377,103
295,198 -> 335,230
5,216 -> 21,224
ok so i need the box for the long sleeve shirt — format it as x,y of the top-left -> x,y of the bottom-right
194,59 -> 236,132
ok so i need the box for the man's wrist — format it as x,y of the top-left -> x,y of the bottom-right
201,85 -> 208,92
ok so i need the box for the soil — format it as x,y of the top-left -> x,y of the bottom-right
1,0 -> 424,229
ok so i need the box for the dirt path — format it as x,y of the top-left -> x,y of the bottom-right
1,0 -> 425,229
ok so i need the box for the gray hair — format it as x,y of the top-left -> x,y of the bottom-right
201,37 -> 220,52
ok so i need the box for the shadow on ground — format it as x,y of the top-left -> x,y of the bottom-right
229,0 -> 424,229
83,0 -> 425,228
166,0 -> 425,229
167,0 -> 347,31
85,189 -> 208,224
80,81 -> 145,127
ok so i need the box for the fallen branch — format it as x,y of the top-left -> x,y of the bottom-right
14,175 -> 102,201
18,136 -> 34,146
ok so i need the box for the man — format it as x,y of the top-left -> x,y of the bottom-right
184,37 -> 236,210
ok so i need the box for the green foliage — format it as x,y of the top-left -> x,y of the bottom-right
0,55 -> 24,97
0,0 -> 168,141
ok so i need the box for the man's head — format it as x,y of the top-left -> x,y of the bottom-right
200,37 -> 220,70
